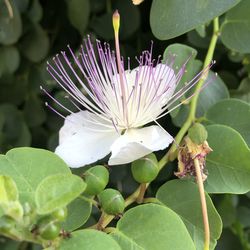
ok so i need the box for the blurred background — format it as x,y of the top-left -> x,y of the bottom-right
0,0 -> 249,249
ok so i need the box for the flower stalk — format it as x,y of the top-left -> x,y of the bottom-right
194,158 -> 210,250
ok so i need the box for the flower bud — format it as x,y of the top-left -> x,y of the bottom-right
188,123 -> 208,145
83,165 -> 109,196
98,189 -> 125,215
38,216 -> 61,240
131,153 -> 159,183
52,207 -> 68,222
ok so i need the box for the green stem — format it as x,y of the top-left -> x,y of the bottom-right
136,183 -> 147,204
159,17 -> 220,170
194,158 -> 210,250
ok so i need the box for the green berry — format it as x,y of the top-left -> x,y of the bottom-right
38,217 -> 61,240
52,207 -> 68,222
131,153 -> 159,183
188,123 -> 208,145
84,165 -> 109,195
0,216 -> 15,233
98,189 -> 125,215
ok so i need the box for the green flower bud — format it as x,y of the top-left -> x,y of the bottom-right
84,165 -> 109,195
188,123 -> 208,145
131,153 -> 159,183
98,189 -> 125,215
38,217 -> 61,240
52,207 -> 68,222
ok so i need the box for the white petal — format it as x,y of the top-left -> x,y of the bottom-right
55,111 -> 119,168
108,125 -> 173,165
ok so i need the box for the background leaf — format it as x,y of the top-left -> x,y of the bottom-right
205,125 -> 250,194
66,0 -> 90,36
205,99 -> 250,146
60,229 -> 121,250
156,180 -> 222,250
112,204 -> 195,250
150,0 -> 240,40
221,0 -> 250,53
62,197 -> 92,231
35,173 -> 86,214
0,148 -> 70,203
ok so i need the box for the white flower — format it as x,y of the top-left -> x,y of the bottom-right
43,14 -> 212,168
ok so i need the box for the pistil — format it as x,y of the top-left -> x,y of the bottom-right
113,10 -> 128,126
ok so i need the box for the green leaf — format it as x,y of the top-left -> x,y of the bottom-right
231,77 -> 250,103
196,72 -> 229,116
205,125 -> 250,194
35,173 -> 86,214
216,229 -> 242,250
19,24 -> 49,63
0,175 -> 18,202
221,0 -> 250,53
91,0 -> 140,40
62,197 -> 92,231
0,147 -> 70,203
23,94 -> 46,127
112,204 -> 195,250
0,0 -> 22,45
156,180 -> 222,250
205,99 -> 250,146
171,70 -> 229,127
66,0 -> 90,36
0,104 -> 31,151
0,75 -> 27,105
150,0 -> 240,40
216,195 -> 237,228
60,229 -> 121,250
27,0 -> 43,23
0,46 -> 20,77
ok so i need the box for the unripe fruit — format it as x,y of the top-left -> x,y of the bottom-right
38,217 -> 61,240
84,165 -> 109,195
98,189 -> 125,215
131,153 -> 159,183
188,123 -> 208,145
52,207 -> 68,222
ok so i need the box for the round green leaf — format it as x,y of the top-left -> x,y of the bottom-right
0,75 -> 27,105
0,0 -> 22,45
221,0 -> 250,53
205,125 -> 250,194
231,77 -> 250,103
0,104 -> 31,151
0,46 -> 20,76
150,0 -> 240,40
66,0 -> 90,36
112,204 -> 195,250
27,0 -> 43,23
60,229 -> 121,250
196,72 -> 229,116
62,197 -> 92,231
23,94 -> 46,127
205,99 -> 250,146
0,147 -> 71,203
171,69 -> 229,127
35,173 -> 86,214
19,24 -> 49,63
156,180 -> 222,250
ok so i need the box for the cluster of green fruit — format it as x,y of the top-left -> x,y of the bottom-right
83,154 -> 159,215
